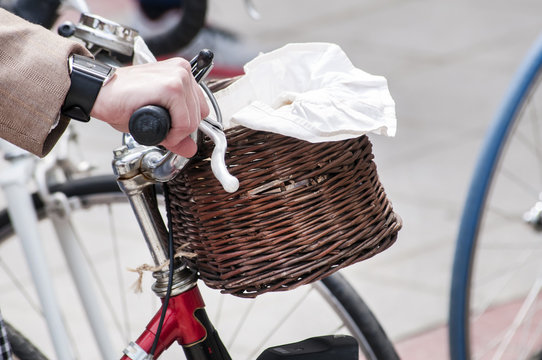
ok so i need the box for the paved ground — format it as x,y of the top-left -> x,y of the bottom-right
3,1 -> 542,359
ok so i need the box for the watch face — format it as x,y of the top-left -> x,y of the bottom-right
62,55 -> 116,122
72,54 -> 113,80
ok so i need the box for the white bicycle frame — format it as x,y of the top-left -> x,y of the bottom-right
0,134 -> 117,360
0,0 -> 112,354
0,0 -> 139,356
0,1 -> 250,358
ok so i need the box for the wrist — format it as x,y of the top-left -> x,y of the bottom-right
61,54 -> 116,122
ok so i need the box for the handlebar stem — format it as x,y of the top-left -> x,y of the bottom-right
112,144 -> 177,266
115,172 -> 169,266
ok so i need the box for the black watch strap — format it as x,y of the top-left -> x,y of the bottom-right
61,54 -> 116,122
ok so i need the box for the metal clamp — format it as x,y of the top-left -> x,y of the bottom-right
123,341 -> 152,360
73,13 -> 138,56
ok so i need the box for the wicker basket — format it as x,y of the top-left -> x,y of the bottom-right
165,126 -> 401,298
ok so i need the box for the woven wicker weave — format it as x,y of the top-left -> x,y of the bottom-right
165,127 -> 401,298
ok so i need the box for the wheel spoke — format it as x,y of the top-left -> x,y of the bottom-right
0,257 -> 42,315
248,286 -> 315,360
493,279 -> 542,359
109,204 -> 131,341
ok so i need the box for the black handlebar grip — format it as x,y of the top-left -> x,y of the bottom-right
129,105 -> 171,146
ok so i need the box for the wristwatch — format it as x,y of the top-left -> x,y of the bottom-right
61,54 -> 116,122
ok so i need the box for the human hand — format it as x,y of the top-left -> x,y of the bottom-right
90,57 -> 209,157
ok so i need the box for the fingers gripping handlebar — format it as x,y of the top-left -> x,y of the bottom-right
126,50 -> 240,193
57,12 -> 237,193
128,50 -> 214,146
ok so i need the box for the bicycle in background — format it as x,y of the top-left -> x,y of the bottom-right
449,28 -> 542,360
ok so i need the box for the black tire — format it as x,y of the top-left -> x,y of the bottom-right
2,0 -> 61,28
144,0 -> 208,57
321,274 -> 399,360
0,175 -> 396,359
4,321 -> 48,360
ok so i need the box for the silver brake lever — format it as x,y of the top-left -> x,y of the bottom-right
199,119 -> 239,193
136,83 -> 239,193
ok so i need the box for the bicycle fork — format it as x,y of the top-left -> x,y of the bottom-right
122,286 -> 230,360
113,144 -> 231,360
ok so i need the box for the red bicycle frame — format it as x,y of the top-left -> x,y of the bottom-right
121,283 -> 231,360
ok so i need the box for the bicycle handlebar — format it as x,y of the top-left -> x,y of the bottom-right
128,50 -> 214,146
128,106 -> 170,146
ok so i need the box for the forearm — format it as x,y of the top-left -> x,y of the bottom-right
0,9 -> 90,157
0,9 -> 208,158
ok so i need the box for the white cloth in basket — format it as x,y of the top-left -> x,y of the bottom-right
213,42 -> 397,142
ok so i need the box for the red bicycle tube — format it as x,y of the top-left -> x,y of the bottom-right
121,286 -> 207,359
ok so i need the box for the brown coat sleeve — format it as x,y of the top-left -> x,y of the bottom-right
0,9 -> 91,157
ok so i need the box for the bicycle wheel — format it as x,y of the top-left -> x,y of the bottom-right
0,175 -> 397,360
449,33 -> 542,359
4,321 -> 47,360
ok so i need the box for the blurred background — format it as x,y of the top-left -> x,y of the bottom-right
77,1 -> 542,357
204,1 -> 542,358
6,0 -> 542,358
